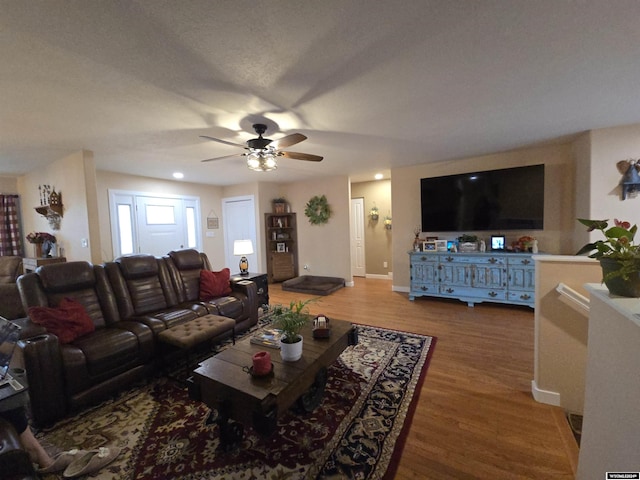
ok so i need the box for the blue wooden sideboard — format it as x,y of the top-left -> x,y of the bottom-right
409,251 -> 535,307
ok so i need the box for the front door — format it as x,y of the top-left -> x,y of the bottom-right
136,195 -> 186,255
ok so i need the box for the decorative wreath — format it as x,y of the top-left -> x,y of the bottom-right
305,195 -> 331,224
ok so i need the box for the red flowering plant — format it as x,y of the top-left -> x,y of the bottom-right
576,218 -> 639,280
26,232 -> 57,244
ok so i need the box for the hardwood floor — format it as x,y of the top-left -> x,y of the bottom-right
268,277 -> 578,480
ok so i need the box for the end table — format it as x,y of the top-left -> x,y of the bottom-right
231,272 -> 268,311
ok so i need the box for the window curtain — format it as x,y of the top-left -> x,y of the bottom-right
0,194 -> 23,256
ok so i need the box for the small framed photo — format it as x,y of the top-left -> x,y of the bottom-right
276,242 -> 286,252
423,240 -> 437,252
491,235 -> 506,251
207,217 -> 219,229
435,239 -> 448,252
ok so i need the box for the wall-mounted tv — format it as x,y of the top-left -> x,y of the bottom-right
421,164 -> 545,232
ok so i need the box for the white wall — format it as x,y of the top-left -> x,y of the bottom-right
17,150 -> 95,262
587,124 -> 640,240
283,176 -> 352,283
391,143 -> 575,291
96,170 -> 227,267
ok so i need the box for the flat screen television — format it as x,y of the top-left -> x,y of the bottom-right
420,164 -> 544,232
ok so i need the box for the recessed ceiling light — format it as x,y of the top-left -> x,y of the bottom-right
173,172 -> 184,179
374,173 -> 383,180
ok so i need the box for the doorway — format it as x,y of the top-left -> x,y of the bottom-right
222,195 -> 258,274
350,197 -> 366,277
108,190 -> 200,258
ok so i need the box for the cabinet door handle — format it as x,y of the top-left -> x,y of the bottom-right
488,291 -> 498,297
522,259 -> 531,265
445,288 -> 454,293
489,258 -> 497,264
445,256 -> 454,262
520,294 -> 531,300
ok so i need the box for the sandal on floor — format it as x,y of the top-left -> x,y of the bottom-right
37,449 -> 86,474
63,446 -> 121,478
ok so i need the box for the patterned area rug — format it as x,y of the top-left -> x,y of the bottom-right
37,325 -> 435,480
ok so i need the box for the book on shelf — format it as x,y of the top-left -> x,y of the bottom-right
250,328 -> 283,349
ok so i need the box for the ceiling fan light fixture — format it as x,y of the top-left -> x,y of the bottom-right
247,151 -> 277,171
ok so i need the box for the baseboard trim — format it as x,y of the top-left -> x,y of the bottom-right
393,285 -> 410,293
531,380 -> 561,406
365,273 -> 393,280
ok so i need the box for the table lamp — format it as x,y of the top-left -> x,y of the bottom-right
233,239 -> 254,275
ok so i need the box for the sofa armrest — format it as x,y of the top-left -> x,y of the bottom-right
10,317 -> 47,340
18,334 -> 67,427
230,279 -> 258,327
116,321 -> 156,359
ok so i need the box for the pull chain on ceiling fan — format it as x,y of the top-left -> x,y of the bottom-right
200,123 -> 323,171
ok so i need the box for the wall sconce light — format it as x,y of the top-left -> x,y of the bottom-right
369,204 -> 379,220
384,215 -> 392,230
233,239 -> 254,275
618,160 -> 640,200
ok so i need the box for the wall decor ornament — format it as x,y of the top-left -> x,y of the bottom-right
617,159 -> 640,200
305,195 -> 331,224
35,185 -> 63,230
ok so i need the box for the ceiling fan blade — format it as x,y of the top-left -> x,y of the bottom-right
201,153 -> 245,163
200,135 -> 246,148
270,133 -> 307,150
280,151 -> 323,162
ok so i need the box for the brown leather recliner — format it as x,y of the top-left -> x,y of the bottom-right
104,254 -> 206,336
17,261 -> 155,427
0,256 -> 25,320
164,249 -> 258,333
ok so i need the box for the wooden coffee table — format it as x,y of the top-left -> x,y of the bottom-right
190,318 -> 357,446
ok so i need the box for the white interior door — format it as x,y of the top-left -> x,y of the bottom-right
350,197 -> 366,277
222,195 -> 257,274
136,196 -> 185,255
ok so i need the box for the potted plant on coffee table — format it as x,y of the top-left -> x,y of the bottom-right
271,298 -> 315,361
576,218 -> 640,297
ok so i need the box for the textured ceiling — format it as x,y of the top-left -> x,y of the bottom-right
2,0 -> 640,186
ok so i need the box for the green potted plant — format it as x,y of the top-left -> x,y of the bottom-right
271,298 -> 315,361
576,218 -> 640,297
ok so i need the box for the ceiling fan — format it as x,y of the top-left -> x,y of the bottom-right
200,123 -> 323,171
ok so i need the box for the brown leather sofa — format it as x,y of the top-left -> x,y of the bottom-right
0,256 -> 25,320
17,261 -> 156,426
165,249 -> 258,333
16,250 -> 258,426
104,254 -> 205,337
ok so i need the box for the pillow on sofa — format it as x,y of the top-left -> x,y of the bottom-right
199,268 -> 232,300
28,297 -> 96,344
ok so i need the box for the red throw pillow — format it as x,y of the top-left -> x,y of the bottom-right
199,268 -> 232,301
28,297 -> 96,344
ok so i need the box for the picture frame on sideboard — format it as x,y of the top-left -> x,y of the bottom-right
423,241 -> 437,252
